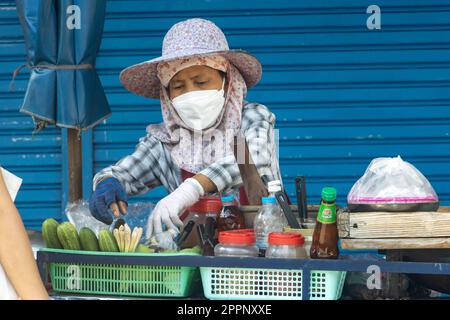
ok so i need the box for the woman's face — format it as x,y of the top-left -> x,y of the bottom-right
168,65 -> 225,100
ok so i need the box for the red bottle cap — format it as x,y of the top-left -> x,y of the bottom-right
219,231 -> 256,245
268,232 -> 305,246
188,196 -> 223,213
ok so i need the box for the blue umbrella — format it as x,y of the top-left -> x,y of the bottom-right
14,0 -> 110,131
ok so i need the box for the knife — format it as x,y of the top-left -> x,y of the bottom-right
204,217 -> 217,246
275,191 -> 301,229
295,176 -> 308,223
196,224 -> 206,249
176,220 -> 195,247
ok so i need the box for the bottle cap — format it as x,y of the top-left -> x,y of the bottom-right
321,187 -> 337,202
261,196 -> 276,204
268,185 -> 281,193
219,230 -> 256,245
221,195 -> 235,203
268,232 -> 305,246
268,180 -> 282,193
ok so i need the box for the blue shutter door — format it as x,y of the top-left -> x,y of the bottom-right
0,1 -> 63,229
1,0 -> 449,229
95,0 -> 450,205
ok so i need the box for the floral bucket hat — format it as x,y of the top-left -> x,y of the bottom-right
119,18 -> 262,99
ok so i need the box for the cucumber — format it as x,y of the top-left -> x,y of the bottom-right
42,218 -> 63,249
79,227 -> 100,251
98,229 -> 119,252
57,222 -> 81,251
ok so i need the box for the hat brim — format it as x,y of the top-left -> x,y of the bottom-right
119,49 -> 262,99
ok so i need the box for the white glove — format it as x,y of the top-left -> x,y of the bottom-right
146,178 -> 204,240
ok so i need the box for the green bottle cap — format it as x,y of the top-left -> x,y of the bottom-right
321,187 -> 337,202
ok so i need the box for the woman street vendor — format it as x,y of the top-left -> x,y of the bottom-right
89,18 -> 283,240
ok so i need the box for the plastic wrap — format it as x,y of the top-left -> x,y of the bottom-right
348,156 -> 438,206
65,201 -> 154,238
147,229 -> 179,251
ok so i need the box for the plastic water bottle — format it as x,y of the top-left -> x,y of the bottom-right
254,196 -> 287,255
267,180 -> 288,226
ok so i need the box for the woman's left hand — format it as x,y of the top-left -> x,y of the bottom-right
146,178 -> 204,240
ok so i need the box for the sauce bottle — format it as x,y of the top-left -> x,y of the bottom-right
217,194 -> 245,232
310,187 -> 339,259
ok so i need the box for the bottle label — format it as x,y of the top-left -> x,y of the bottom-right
317,203 -> 336,224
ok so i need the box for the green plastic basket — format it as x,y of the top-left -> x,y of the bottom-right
200,267 -> 346,300
42,248 -> 200,298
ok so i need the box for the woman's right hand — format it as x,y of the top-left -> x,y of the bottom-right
89,177 -> 128,225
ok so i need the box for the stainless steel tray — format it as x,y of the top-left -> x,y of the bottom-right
348,202 -> 439,212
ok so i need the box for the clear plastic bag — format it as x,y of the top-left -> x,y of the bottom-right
348,156 -> 438,205
65,200 -> 154,238
154,230 -> 179,251
65,200 -> 108,236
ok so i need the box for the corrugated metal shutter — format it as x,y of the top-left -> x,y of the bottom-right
95,0 -> 450,205
0,1 -> 63,229
1,0 -> 450,228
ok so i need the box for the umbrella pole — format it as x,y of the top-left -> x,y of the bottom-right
67,128 -> 83,202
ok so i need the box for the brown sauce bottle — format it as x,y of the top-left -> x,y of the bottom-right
310,187 -> 339,259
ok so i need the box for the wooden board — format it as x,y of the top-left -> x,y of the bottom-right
438,206 -> 450,213
338,209 -> 450,239
341,237 -> 450,250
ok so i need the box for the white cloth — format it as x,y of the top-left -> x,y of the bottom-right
0,167 -> 22,300
0,265 -> 18,300
1,167 -> 22,202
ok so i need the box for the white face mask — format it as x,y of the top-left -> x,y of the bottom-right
171,79 -> 225,131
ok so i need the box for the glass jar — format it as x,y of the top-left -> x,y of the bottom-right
214,230 -> 259,257
181,196 -> 222,248
266,232 -> 307,259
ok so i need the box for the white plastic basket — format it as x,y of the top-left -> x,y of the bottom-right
200,267 -> 346,300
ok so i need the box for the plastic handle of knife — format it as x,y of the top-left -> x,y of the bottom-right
275,191 -> 301,229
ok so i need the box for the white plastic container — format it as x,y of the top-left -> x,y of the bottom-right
214,230 -> 259,257
266,232 -> 308,259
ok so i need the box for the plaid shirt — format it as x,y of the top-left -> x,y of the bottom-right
93,102 -> 282,196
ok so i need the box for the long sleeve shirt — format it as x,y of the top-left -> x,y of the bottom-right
93,102 -> 282,196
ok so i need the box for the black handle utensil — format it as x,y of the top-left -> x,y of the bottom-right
204,217 -> 217,246
275,191 -> 301,229
295,176 -> 308,223
199,217 -> 216,256
176,220 -> 195,247
196,224 -> 206,249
